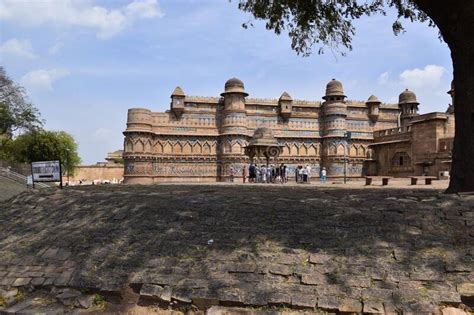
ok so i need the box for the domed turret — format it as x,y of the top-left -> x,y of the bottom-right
171,86 -> 185,97
170,86 -> 185,118
367,95 -> 381,104
220,77 -> 248,135
279,91 -> 292,101
221,77 -> 248,96
398,89 -> 419,105
323,79 -> 346,100
398,89 -> 419,126
279,91 -> 293,119
366,95 -> 381,122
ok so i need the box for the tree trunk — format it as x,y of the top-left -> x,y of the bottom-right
415,0 -> 474,193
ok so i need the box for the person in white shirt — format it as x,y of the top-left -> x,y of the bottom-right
321,167 -> 327,183
306,165 -> 311,183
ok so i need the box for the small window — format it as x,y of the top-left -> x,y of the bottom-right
392,152 -> 411,168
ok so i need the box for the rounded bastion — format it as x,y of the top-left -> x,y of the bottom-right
126,108 -> 152,132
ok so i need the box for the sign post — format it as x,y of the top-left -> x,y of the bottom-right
31,160 -> 63,189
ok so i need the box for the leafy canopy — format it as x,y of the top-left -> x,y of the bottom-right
6,130 -> 81,175
237,0 -> 434,56
0,67 -> 43,137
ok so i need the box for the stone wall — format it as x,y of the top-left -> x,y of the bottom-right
67,165 -> 124,183
372,113 -> 454,178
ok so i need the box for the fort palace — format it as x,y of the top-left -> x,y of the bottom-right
123,78 -> 454,184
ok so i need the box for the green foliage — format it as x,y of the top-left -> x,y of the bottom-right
6,130 -> 81,175
0,137 -> 13,161
237,0 -> 434,56
0,67 -> 43,137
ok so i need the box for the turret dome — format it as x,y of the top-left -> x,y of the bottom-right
221,77 -> 248,96
171,86 -> 185,97
398,89 -> 419,105
366,95 -> 381,104
323,79 -> 346,100
279,91 -> 292,101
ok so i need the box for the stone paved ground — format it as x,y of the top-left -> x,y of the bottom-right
0,183 -> 473,314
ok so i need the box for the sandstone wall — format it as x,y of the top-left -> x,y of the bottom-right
67,165 -> 124,182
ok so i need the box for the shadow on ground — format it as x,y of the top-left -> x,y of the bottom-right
0,184 -> 472,313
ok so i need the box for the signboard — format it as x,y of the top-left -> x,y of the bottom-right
31,160 -> 61,182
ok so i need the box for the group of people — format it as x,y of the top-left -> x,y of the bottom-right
295,165 -> 312,183
228,164 -> 328,184
246,163 -> 289,183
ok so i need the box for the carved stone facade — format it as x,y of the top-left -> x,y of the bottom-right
123,78 -> 453,183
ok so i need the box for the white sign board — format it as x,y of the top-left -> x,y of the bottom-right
32,160 -> 61,182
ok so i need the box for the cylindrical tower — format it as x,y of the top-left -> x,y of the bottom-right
398,89 -> 419,126
123,108 -> 154,184
321,79 -> 348,178
125,108 -> 152,132
218,77 -> 249,180
220,77 -> 248,135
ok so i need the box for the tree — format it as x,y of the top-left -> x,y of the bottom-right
8,130 -> 81,176
0,67 -> 43,138
237,0 -> 474,193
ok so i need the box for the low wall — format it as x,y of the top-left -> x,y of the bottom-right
66,165 -> 124,183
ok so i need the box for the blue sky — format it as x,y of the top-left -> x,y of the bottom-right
1,0 -> 453,164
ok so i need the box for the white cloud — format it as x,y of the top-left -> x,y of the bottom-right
0,0 -> 164,39
399,65 -> 445,89
375,65 -> 450,112
0,38 -> 37,59
126,0 -> 164,19
21,69 -> 70,91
